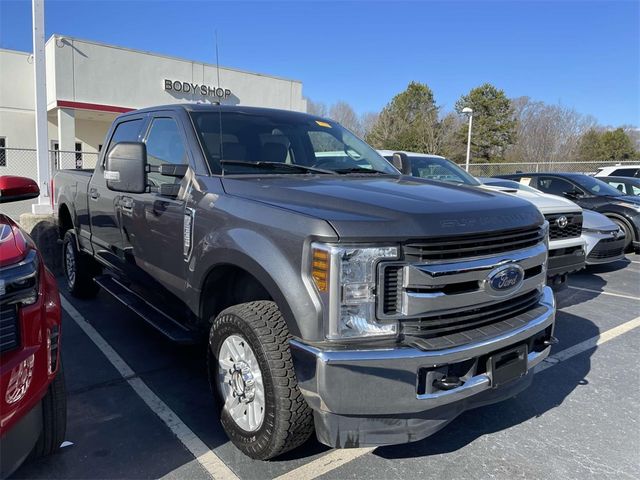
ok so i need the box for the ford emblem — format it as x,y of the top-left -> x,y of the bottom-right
486,264 -> 525,296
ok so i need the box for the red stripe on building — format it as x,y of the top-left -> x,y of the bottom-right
56,100 -> 134,113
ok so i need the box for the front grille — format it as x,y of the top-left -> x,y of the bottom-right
0,304 -> 20,353
403,226 -> 544,262
401,289 -> 542,350
382,266 -> 403,314
588,237 -> 625,260
546,213 -> 582,240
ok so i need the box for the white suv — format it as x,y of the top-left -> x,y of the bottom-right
594,165 -> 640,178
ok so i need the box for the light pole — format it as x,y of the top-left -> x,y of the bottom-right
462,107 -> 473,172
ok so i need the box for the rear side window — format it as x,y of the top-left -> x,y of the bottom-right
106,118 -> 143,156
612,168 -> 640,177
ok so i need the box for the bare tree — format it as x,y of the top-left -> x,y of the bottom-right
507,97 -> 598,164
329,101 -> 363,136
360,112 -> 379,138
305,98 -> 328,117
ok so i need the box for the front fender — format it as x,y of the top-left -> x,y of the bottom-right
187,228 -> 330,341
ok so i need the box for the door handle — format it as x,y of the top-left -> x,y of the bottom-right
89,187 -> 100,200
120,196 -> 134,212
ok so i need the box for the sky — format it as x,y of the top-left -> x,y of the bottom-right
1,0 -> 638,126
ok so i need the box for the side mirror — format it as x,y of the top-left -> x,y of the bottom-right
392,152 -> 412,175
0,175 -> 40,203
105,142 -> 148,193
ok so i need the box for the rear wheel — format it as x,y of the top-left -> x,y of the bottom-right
30,364 -> 67,459
62,231 -> 100,298
208,301 -> 314,460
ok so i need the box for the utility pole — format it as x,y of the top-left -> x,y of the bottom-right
462,107 -> 473,172
31,0 -> 52,214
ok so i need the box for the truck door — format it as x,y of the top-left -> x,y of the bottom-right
89,116 -> 146,270
118,114 -> 191,300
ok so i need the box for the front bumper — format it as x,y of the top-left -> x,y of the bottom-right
585,232 -> 626,265
547,239 -> 586,277
290,286 -> 555,447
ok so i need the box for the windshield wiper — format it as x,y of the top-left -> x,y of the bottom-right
333,167 -> 391,175
220,160 -> 338,175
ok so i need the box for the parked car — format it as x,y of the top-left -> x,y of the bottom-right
477,178 -> 586,283
594,165 -> 640,178
581,209 -> 626,265
496,173 -> 640,253
0,176 -> 66,478
479,178 -> 624,266
376,151 -> 585,285
55,105 -> 556,459
377,150 -> 480,185
598,176 -> 640,196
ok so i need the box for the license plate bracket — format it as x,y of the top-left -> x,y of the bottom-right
487,344 -> 528,388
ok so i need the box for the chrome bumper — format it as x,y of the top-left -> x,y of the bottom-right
291,286 -> 555,417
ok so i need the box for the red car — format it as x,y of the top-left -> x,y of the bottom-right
0,176 -> 66,478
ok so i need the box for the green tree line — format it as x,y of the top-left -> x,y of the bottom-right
307,82 -> 639,164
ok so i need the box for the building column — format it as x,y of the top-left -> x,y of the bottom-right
57,108 -> 76,169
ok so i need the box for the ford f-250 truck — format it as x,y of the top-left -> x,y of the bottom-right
54,104 -> 556,459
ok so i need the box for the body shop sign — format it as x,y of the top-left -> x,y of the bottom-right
164,79 -> 231,99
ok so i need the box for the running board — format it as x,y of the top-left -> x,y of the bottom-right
94,275 -> 197,344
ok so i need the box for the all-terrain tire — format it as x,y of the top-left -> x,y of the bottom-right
62,231 -> 100,298
30,363 -> 67,459
208,301 -> 314,460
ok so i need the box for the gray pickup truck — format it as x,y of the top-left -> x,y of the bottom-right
55,104 -> 556,459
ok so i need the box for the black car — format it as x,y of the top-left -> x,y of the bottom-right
599,176 -> 640,197
496,172 -> 640,252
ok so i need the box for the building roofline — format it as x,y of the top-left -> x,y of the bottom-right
44,34 -> 304,84
0,47 -> 32,56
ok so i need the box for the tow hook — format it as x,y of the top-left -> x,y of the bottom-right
433,376 -> 464,391
543,336 -> 559,346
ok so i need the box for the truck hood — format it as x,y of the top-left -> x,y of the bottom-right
222,175 -> 544,239
0,214 -> 30,265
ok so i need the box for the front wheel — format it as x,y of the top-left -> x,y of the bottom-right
610,218 -> 633,252
30,364 -> 67,459
208,301 -> 314,460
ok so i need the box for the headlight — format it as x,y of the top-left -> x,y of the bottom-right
0,249 -> 39,306
311,243 -> 399,340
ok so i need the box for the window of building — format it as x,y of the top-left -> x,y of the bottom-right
75,142 -> 83,169
145,117 -> 187,187
0,137 -> 6,167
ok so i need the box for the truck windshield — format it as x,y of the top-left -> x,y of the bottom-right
190,111 -> 398,175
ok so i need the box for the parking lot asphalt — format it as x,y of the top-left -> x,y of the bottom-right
11,255 -> 640,480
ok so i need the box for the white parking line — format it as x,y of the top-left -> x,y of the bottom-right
273,448 -> 375,480
275,315 -> 640,480
567,286 -> 640,301
61,297 -> 239,480
536,315 -> 640,373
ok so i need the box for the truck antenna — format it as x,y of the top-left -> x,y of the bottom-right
215,30 -> 224,174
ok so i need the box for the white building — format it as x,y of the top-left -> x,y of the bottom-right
0,34 -> 307,203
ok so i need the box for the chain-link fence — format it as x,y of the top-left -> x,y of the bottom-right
0,147 -> 100,218
458,160 -> 640,178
